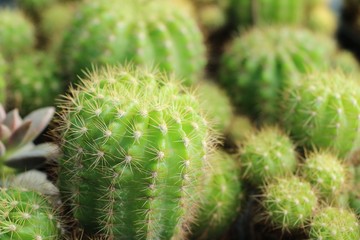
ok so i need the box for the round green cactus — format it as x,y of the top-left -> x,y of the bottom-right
301,151 -> 347,202
57,65 -> 215,239
241,126 -> 297,185
262,176 -> 317,230
0,9 -> 35,60
197,81 -> 233,133
191,150 -> 242,239
333,51 -> 359,74
228,0 -> 307,28
219,27 -> 334,122
6,52 -> 63,114
309,207 -> 360,240
0,54 -> 6,104
0,187 -> 60,240
60,0 -> 206,86
282,71 -> 360,157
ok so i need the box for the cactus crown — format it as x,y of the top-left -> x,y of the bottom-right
57,65 -> 216,239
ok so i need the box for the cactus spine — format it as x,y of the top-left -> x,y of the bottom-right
57,65 -> 215,239
60,0 -> 206,86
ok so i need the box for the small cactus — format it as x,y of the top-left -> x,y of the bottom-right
191,150 -> 243,239
300,151 -> 347,203
262,176 -> 317,230
282,71 -> 360,157
240,126 -> 297,185
0,187 -> 60,239
0,9 -> 35,60
57,65 -> 215,239
6,51 -> 63,114
309,207 -> 360,240
60,0 -> 206,86
219,27 -> 334,122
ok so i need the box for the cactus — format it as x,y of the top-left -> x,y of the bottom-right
196,81 -> 233,133
240,126 -> 297,186
262,176 -> 317,230
60,0 -> 206,86
40,2 -> 77,53
191,150 -> 242,239
219,27 -> 334,122
0,187 -> 60,239
56,65 -> 215,239
0,105 -> 59,179
307,0 -> 337,35
333,50 -> 359,74
282,71 -> 360,157
300,151 -> 347,203
228,0 -> 307,28
0,9 -> 35,60
6,51 -> 63,114
0,54 -> 6,104
309,207 -> 360,239
228,115 -> 254,145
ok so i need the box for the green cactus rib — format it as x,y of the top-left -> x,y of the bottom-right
282,71 -> 360,157
191,150 -> 242,239
262,176 -> 317,230
301,151 -> 347,202
57,65 -> 215,239
241,126 -> 297,186
60,0 -> 206,86
228,0 -> 306,27
309,207 -> 360,240
0,9 -> 35,60
219,27 -> 334,122
0,54 -> 6,104
0,187 -> 60,240
7,52 -> 63,114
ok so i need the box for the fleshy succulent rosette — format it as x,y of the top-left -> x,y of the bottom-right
0,105 -> 59,179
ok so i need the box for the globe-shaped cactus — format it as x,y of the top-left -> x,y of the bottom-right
60,0 -> 206,86
57,65 -> 216,239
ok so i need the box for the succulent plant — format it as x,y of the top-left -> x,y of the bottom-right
60,0 -> 206,86
0,9 -> 35,60
227,115 -> 254,145
197,81 -> 233,133
6,51 -> 63,115
309,207 -> 360,240
301,151 -> 347,203
0,105 -> 59,179
56,65 -> 216,239
219,27 -> 334,122
307,0 -> 337,35
262,176 -> 317,230
282,71 -> 360,157
191,150 -> 243,239
0,186 -> 61,239
0,54 -> 7,105
240,126 -> 297,186
333,50 -> 359,74
228,0 -> 307,28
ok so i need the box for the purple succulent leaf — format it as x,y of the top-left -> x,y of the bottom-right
5,143 -> 60,170
6,120 -> 32,149
3,109 -> 22,131
0,105 -> 5,122
0,124 -> 11,141
22,107 -> 55,144
0,141 -> 5,157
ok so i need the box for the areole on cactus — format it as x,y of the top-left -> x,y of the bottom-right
56,65 -> 216,239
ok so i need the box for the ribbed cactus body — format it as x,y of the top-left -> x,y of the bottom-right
0,54 -> 6,104
229,0 -> 306,27
57,66 -> 214,239
220,27 -> 333,122
241,127 -> 297,185
197,81 -> 233,133
0,9 -> 35,60
7,52 -> 63,114
262,177 -> 317,230
0,187 -> 60,240
60,0 -> 206,86
282,71 -> 360,157
309,207 -> 360,239
192,151 -> 242,239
